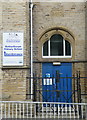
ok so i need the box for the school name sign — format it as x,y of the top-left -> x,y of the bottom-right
3,32 -> 23,66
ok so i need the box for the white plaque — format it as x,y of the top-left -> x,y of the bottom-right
3,32 -> 23,66
43,78 -> 52,85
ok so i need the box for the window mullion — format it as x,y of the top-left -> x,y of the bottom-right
71,45 -> 72,56
49,40 -> 50,56
63,39 -> 65,56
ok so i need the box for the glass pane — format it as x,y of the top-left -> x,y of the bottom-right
43,41 -> 48,56
50,34 -> 63,56
65,40 -> 71,56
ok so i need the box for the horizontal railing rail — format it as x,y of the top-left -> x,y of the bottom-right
0,101 -> 87,104
0,101 -> 87,119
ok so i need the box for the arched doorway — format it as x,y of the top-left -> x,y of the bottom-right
38,28 -> 75,103
42,33 -> 72,102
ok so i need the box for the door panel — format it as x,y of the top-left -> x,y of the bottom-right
42,63 -> 72,103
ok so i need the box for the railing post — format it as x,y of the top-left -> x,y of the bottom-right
78,71 -> 82,103
0,102 -> 2,120
56,71 -> 60,102
76,71 -> 79,103
76,71 -> 82,103
76,71 -> 82,118
33,73 -> 36,101
86,105 -> 87,119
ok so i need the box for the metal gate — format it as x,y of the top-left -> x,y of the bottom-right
25,72 -> 86,119
42,75 -> 72,102
32,71 -> 81,103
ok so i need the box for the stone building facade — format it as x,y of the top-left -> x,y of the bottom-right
0,1 -> 87,102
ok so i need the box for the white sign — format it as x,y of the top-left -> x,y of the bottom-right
3,32 -> 23,66
43,78 -> 52,85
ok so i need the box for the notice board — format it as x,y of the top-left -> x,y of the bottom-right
3,32 -> 23,66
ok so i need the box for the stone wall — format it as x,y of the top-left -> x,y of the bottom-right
2,69 -> 27,101
33,2 -> 85,62
1,1 -> 30,101
0,2 -> 2,100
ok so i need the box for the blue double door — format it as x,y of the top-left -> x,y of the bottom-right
42,63 -> 72,103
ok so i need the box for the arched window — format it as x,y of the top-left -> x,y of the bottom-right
43,34 -> 72,58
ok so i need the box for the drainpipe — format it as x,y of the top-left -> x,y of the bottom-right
30,1 -> 33,100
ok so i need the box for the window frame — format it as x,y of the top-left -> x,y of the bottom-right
42,35 -> 72,58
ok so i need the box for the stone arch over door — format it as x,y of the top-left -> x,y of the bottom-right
38,27 -> 75,62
